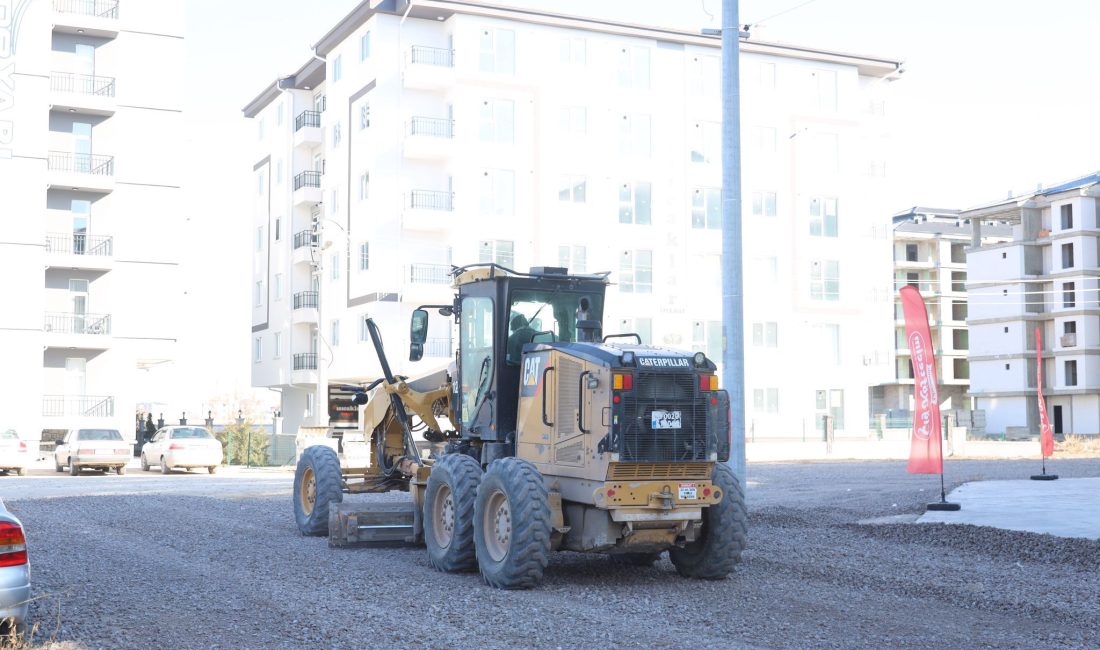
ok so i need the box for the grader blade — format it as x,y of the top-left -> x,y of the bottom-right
328,500 -> 422,547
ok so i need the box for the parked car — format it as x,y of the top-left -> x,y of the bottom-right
0,498 -> 30,635
54,428 -> 130,476
0,430 -> 30,476
141,426 -> 222,474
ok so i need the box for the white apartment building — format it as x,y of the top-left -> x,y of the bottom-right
0,1 -> 185,443
966,172 -> 1100,437
243,0 -> 902,437
874,208 -> 1011,418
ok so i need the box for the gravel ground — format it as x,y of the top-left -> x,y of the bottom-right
4,458 -> 1099,649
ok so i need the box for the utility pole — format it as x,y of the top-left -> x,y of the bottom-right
721,0 -> 746,487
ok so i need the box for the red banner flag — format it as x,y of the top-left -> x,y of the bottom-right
1036,327 -> 1055,457
900,286 -> 943,474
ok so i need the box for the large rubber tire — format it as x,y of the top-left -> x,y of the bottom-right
669,463 -> 747,580
424,453 -> 482,573
294,445 -> 343,536
474,458 -> 552,590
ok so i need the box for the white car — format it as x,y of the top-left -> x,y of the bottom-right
54,428 -> 131,476
0,498 -> 29,636
0,430 -> 30,476
141,426 -> 223,474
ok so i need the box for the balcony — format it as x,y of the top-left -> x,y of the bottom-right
49,72 -> 117,116
293,110 -> 322,148
292,170 -> 322,207
291,353 -> 318,384
45,232 -> 114,271
424,338 -> 453,358
404,117 -> 455,160
52,0 -> 120,38
42,394 -> 115,418
404,190 -> 455,232
1061,333 -> 1077,348
292,291 -> 318,324
404,263 -> 453,302
404,46 -> 455,90
44,312 -> 112,349
293,353 -> 318,370
292,230 -> 316,266
47,151 -> 115,193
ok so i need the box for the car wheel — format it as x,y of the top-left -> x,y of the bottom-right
17,467 -> 27,477
69,462 -> 80,476
208,465 -> 218,474
116,465 -> 127,476
160,457 -> 170,474
55,457 -> 64,473
141,454 -> 150,471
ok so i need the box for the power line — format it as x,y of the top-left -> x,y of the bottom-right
748,0 -> 822,27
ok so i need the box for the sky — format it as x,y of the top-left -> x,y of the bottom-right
175,0 -> 1100,411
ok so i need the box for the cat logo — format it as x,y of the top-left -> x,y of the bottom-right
520,354 -> 545,397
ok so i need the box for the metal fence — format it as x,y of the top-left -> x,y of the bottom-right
293,291 -> 318,309
409,262 -> 452,284
53,0 -> 119,18
292,230 -> 315,250
292,353 -> 317,370
42,394 -> 114,417
409,45 -> 454,67
46,232 -> 113,256
48,151 -> 114,175
294,110 -> 321,131
293,170 -> 321,190
409,189 -> 453,211
44,312 -> 112,335
50,72 -> 116,96
409,116 -> 454,138
425,338 -> 452,357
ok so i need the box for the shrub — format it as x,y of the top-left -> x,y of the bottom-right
212,421 -> 270,466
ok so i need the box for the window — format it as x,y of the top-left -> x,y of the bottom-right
359,172 -> 369,201
256,226 -> 264,251
753,388 -> 780,413
906,272 -> 919,289
329,187 -> 339,215
480,169 -> 515,216
1063,282 -> 1076,308
359,103 -> 370,130
809,197 -> 838,237
752,126 -> 776,154
952,329 -> 968,350
810,260 -> 840,301
479,99 -> 514,143
559,175 -> 586,203
618,318 -> 653,345
1065,360 -> 1078,386
559,106 -> 586,136
951,271 -> 966,292
333,54 -> 343,82
752,191 -> 777,217
331,320 -> 341,347
558,245 -> 586,273
951,301 -> 967,321
332,121 -> 342,147
953,358 -> 969,380
276,104 -> 284,126
905,243 -> 918,262
687,55 -> 719,96
752,322 -> 778,347
359,315 -> 370,342
254,281 -> 263,307
275,160 -> 283,185
274,218 -> 281,241
560,37 -> 585,64
330,252 -> 340,280
691,187 -> 721,230
479,28 -> 515,74
479,240 -> 514,267
617,46 -> 650,89
815,389 -> 845,430
257,118 -> 264,141
619,182 -> 652,225
1064,320 -> 1077,334
814,324 -> 841,365
690,121 -> 720,164
815,69 -> 837,111
257,171 -> 265,195
358,242 -> 369,271
619,114 -> 651,158
253,337 -> 262,363
754,256 -> 779,287
620,250 -> 653,293
273,274 -> 282,301
692,320 -> 723,364
1061,204 -> 1073,230
1062,243 -> 1074,269
460,296 -> 495,427
359,31 -> 371,61
273,332 -> 281,358
951,243 -> 966,264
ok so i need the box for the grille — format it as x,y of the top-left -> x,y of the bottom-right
620,372 -> 708,462
556,358 -> 581,437
607,462 -> 713,480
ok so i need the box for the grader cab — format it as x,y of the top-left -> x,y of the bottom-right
293,264 -> 746,589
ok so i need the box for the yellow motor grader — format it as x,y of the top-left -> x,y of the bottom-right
293,264 -> 746,589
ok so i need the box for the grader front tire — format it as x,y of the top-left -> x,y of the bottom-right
424,453 -> 482,573
669,463 -> 747,580
294,446 -> 343,536
473,458 -> 552,590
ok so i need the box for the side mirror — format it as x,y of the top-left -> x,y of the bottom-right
410,309 -> 429,362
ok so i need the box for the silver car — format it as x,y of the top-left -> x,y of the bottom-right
141,426 -> 223,474
0,498 -> 29,635
0,430 -> 30,476
54,428 -> 131,476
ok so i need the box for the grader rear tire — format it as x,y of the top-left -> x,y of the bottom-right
424,453 -> 482,573
669,463 -> 747,580
474,458 -> 552,590
294,446 -> 343,536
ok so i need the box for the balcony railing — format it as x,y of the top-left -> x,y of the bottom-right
293,171 -> 321,190
410,46 -> 455,67
45,312 -> 112,335
293,353 -> 318,371
48,151 -> 114,176
293,230 -> 316,250
425,338 -> 453,358
42,394 -> 115,417
409,117 -> 454,138
53,0 -> 119,19
46,232 -> 113,256
294,110 -> 321,131
293,291 -> 318,309
50,72 -> 116,97
409,190 -> 453,211
410,263 -> 452,285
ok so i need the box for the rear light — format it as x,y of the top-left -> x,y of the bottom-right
169,443 -> 185,450
0,521 -> 28,567
612,372 -> 633,391
78,448 -> 95,455
115,448 -> 128,455
699,375 -> 718,391
18,441 -> 26,451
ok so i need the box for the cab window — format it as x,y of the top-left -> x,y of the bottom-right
459,296 -> 494,428
507,289 -> 603,360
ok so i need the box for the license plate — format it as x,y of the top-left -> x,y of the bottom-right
678,482 -> 698,500
650,410 -> 682,429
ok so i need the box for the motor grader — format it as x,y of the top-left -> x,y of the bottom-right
293,264 -> 746,589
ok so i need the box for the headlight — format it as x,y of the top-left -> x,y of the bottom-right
693,352 -> 707,367
621,351 -> 636,366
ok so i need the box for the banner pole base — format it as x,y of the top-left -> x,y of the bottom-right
926,500 -> 961,512
1030,473 -> 1058,481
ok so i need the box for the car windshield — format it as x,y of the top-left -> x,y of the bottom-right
171,428 -> 213,439
1,430 -> 17,440
77,429 -> 123,441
